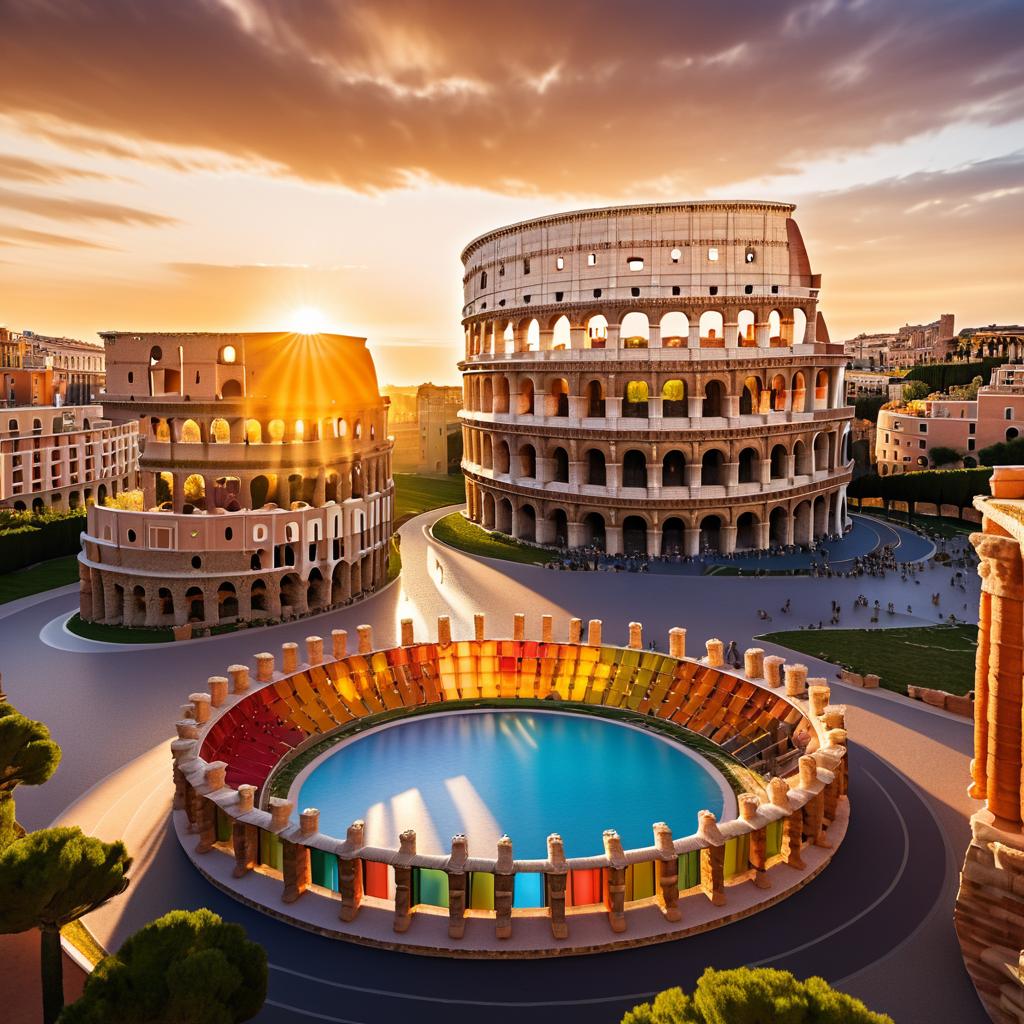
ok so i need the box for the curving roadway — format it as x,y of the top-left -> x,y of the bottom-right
2,508 -> 985,1023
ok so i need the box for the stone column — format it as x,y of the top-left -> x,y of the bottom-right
393,829 -> 415,933
603,830 -> 627,933
494,836 -> 514,939
546,834 -> 569,938
447,834 -> 468,939
338,821 -> 365,922
653,823 -> 680,921
973,532 -> 1024,824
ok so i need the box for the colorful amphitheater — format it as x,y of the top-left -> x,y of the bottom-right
171,614 -> 850,955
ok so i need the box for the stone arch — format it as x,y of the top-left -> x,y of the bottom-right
585,379 -> 606,417
280,573 -> 303,614
736,511 -> 759,550
793,308 -> 807,345
582,511 -> 606,549
701,448 -> 726,486
622,515 -> 648,556
481,491 -> 496,529
770,373 -> 787,412
769,505 -> 789,547
217,581 -> 238,621
548,377 -> 570,417
699,311 -> 724,346
481,376 -> 494,412
768,310 -> 782,341
518,377 -> 535,415
551,314 -> 571,350
180,418 -> 201,443
661,379 -> 686,417
481,434 -> 493,470
737,309 -> 756,346
813,431 -> 829,473
622,449 -> 647,488
661,516 -> 685,555
496,496 -> 513,534
515,503 -> 536,542
770,443 -> 788,480
794,439 -> 812,475
737,446 -> 760,484
330,562 -> 350,605
794,500 -> 813,545
307,567 -> 327,610
791,372 -> 807,412
548,507 -> 568,546
662,450 -> 686,487
702,379 -> 726,418
586,448 -> 606,485
659,311 -> 689,347
210,417 -> 230,443
495,439 -> 510,474
518,443 -> 536,478
620,311 -> 649,349
622,379 -> 649,418
185,586 -> 205,623
739,374 -> 764,415
815,369 -> 830,408
813,494 -> 828,536
551,446 -> 570,483
699,514 -> 722,553
586,314 -> 608,348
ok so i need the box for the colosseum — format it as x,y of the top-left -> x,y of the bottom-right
78,331 -> 393,630
458,201 -> 853,556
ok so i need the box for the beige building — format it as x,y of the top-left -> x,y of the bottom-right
458,200 -> 853,555
79,331 -> 393,630
876,366 -> 1024,474
0,404 -> 138,510
1,327 -> 104,404
416,384 -> 462,474
885,314 -> 955,368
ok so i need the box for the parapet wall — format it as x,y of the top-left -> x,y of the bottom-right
171,614 -> 849,956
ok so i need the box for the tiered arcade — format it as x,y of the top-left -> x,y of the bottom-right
171,613 -> 850,955
79,331 -> 393,630
458,201 -> 853,555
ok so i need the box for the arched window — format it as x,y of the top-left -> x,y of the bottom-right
552,447 -> 569,483
586,449 -> 606,486
623,380 -> 649,418
622,450 -> 647,488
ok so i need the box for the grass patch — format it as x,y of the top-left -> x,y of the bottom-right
62,919 -> 106,967
66,613 -> 174,645
393,473 -> 465,526
0,554 -> 80,605
759,623 -> 977,696
432,512 -> 555,566
856,506 -> 977,539
387,535 -> 402,583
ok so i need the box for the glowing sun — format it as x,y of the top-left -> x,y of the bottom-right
287,305 -> 329,334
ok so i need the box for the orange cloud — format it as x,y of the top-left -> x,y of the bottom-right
0,224 -> 115,249
0,185 -> 175,225
0,0 -> 1022,195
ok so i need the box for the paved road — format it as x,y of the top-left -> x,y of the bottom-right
1,508 -> 985,1024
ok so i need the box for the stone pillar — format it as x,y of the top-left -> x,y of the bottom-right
546,834 -> 569,938
628,622 -> 642,649
208,676 -> 228,708
339,821 -> 365,922
568,617 -> 582,643
393,829 -> 416,933
973,533 -> 1024,824
400,619 -> 414,646
763,655 -> 784,687
281,642 -> 298,674
357,624 -> 373,653
190,693 -> 211,724
771,777 -> 805,870
739,795 -> 771,889
541,614 -> 553,642
195,795 -> 217,854
744,648 -> 764,679
669,627 -> 686,659
653,822 -> 681,921
282,834 -> 311,904
603,830 -> 627,933
684,527 -> 700,557
784,663 -> 808,697
228,664 -> 249,693
494,835 -> 514,939
587,619 -> 602,646
437,615 -> 452,647
255,652 -> 275,682
705,639 -> 724,667
447,834 -> 469,939
513,612 -> 525,641
232,817 -> 259,879
332,629 -> 348,659
808,682 -> 831,716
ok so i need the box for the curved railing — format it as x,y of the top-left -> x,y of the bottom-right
171,614 -> 849,953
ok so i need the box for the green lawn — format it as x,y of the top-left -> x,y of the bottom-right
0,554 -> 80,606
65,613 -> 174,644
432,512 -> 555,566
856,505 -> 978,539
759,623 -> 977,696
393,473 -> 465,526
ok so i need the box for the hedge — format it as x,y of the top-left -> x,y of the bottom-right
848,467 -> 992,518
904,357 -> 1005,392
0,509 -> 86,574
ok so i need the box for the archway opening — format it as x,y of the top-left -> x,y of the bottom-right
623,380 -> 649,418
701,449 -> 725,486
662,450 -> 686,487
699,515 -> 722,553
623,449 -> 647,488
622,516 -> 648,556
661,517 -> 685,556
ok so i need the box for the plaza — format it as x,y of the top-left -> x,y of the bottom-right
1,498 -> 985,1022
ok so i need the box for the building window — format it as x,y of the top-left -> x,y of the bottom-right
127,371 -> 134,384
523,258 -> 530,274
480,271 -> 487,288
631,287 -> 640,297
919,423 -> 927,432
220,345 -> 237,364
771,285 -> 779,294
593,288 -> 602,298
670,248 -> 681,263
523,294 -> 531,303
745,247 -> 756,263
587,253 -> 596,266
1006,408 -> 1013,420
191,555 -> 202,569
253,524 -> 267,542
919,440 -> 926,449
709,286 -> 718,296
969,422 -> 976,434
555,256 -> 564,271
708,247 -> 719,262
968,438 -> 976,450
225,527 -> 233,540
127,529 -> 136,543
499,263 -> 505,276
672,286 -> 680,296
555,291 -> 564,302
627,257 -> 644,272
744,284 -> 753,294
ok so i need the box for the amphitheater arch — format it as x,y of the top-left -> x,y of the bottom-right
481,434 -> 493,470
586,314 -> 608,348
217,582 -> 238,621
770,373 -> 787,411
552,446 -> 570,483
662,450 -> 686,487
307,567 -> 327,610
620,311 -> 650,348
702,379 -> 726,418
548,507 -> 568,545
793,308 -> 807,346
518,443 -> 537,478
518,378 -> 535,415
497,497 -> 513,534
737,309 -> 756,346
551,314 -> 571,350
661,379 -> 687,417
701,449 -> 726,486
515,503 -> 537,542
768,310 -> 782,341
185,586 -> 205,623
481,492 -> 496,529
586,448 -> 607,486
769,505 -> 789,547
739,375 -> 763,415
622,515 -> 648,555
699,514 -> 722,552
770,444 -> 788,480
659,311 -> 689,347
794,439 -> 812,475
813,494 -> 828,536
623,449 -> 647,488
586,379 -> 606,417
494,376 -> 510,413
582,511 -> 606,549
622,380 -> 649,418
699,311 -> 724,346
815,369 -> 830,409
813,431 -> 829,473
481,376 -> 493,412
794,500 -> 813,545
738,446 -> 759,484
661,517 -> 685,555
549,377 -> 570,417
791,372 -> 807,412
736,511 -> 759,550
495,439 -> 510,474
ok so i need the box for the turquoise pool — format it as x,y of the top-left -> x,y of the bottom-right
294,710 -> 729,860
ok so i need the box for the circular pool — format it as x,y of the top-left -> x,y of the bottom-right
293,710 -> 732,859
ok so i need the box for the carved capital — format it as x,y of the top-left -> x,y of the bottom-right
974,534 -> 1024,599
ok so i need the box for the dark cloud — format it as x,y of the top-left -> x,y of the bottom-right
0,186 -> 175,225
0,224 -> 115,249
0,0 -> 1021,195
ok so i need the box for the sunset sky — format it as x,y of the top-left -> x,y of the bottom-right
0,0 -> 1022,385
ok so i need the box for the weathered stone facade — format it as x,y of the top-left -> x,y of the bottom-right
457,201 -> 852,555
957,468 -> 1024,1021
78,331 -> 393,630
